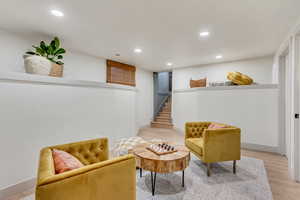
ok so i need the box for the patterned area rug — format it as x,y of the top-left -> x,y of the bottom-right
22,156 -> 272,200
137,156 -> 273,200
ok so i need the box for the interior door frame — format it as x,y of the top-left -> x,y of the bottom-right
278,32 -> 300,181
278,48 -> 289,157
293,33 -> 300,181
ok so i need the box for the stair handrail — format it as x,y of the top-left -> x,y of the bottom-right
153,93 -> 171,119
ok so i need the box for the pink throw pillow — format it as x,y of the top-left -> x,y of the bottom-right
52,149 -> 84,174
208,123 -> 227,129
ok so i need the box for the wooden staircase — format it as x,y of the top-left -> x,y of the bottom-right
151,97 -> 173,129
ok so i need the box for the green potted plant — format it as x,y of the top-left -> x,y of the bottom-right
24,37 -> 66,77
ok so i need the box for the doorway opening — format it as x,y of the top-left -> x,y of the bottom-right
151,71 -> 173,128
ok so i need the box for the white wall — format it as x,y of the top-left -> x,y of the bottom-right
135,68 -> 154,130
173,56 -> 274,90
0,29 -> 153,190
0,82 -> 136,189
0,29 -> 107,82
173,86 -> 279,149
158,72 -> 170,93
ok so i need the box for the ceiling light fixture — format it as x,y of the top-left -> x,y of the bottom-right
216,55 -> 223,59
134,48 -> 142,53
51,10 -> 64,17
199,31 -> 210,37
166,62 -> 173,66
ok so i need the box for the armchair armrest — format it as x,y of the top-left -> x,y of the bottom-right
36,154 -> 136,200
202,128 -> 241,163
37,154 -> 135,186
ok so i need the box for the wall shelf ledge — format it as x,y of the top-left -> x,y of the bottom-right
173,84 -> 278,93
0,72 -> 137,91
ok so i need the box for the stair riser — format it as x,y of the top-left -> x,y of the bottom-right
151,96 -> 173,128
159,111 -> 171,114
155,119 -> 171,123
151,123 -> 173,129
158,116 -> 171,119
159,114 -> 171,117
159,112 -> 171,115
155,117 -> 171,120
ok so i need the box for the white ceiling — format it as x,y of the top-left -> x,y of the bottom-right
0,0 -> 299,71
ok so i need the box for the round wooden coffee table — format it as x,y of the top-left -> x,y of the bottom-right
133,143 -> 190,196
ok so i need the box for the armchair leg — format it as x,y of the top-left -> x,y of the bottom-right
233,160 -> 236,174
207,163 -> 211,177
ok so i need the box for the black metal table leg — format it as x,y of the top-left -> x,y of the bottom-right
140,168 -> 142,177
150,172 -> 157,196
233,160 -> 236,174
182,170 -> 185,187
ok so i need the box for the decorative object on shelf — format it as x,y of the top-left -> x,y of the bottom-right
190,78 -> 207,88
146,143 -> 177,155
227,72 -> 253,85
208,81 -> 235,87
24,37 -> 66,77
106,60 -> 136,86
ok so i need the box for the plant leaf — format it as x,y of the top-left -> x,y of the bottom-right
40,41 -> 47,52
50,40 -> 57,52
34,47 -> 45,56
54,48 -> 66,55
47,57 -> 54,62
54,37 -> 60,49
26,51 -> 37,55
57,55 -> 63,59
47,45 -> 54,56
56,61 -> 64,65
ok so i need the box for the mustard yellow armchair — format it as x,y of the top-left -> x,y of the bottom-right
185,122 -> 241,176
36,138 -> 136,200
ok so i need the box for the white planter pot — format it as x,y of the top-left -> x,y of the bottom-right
24,55 -> 52,76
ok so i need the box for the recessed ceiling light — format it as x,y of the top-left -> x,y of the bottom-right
199,31 -> 210,37
166,62 -> 173,66
134,48 -> 142,53
216,55 -> 223,59
51,10 -> 64,17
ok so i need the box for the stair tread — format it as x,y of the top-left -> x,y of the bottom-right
152,96 -> 173,129
151,121 -> 173,125
155,120 -> 171,122
156,116 -> 171,119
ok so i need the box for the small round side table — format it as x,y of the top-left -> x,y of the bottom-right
133,143 -> 190,196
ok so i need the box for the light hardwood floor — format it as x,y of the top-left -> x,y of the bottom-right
7,126 -> 300,200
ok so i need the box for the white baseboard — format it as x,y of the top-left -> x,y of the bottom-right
241,143 -> 280,154
0,178 -> 36,200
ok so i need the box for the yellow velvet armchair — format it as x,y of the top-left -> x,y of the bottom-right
185,122 -> 241,176
36,138 -> 136,200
